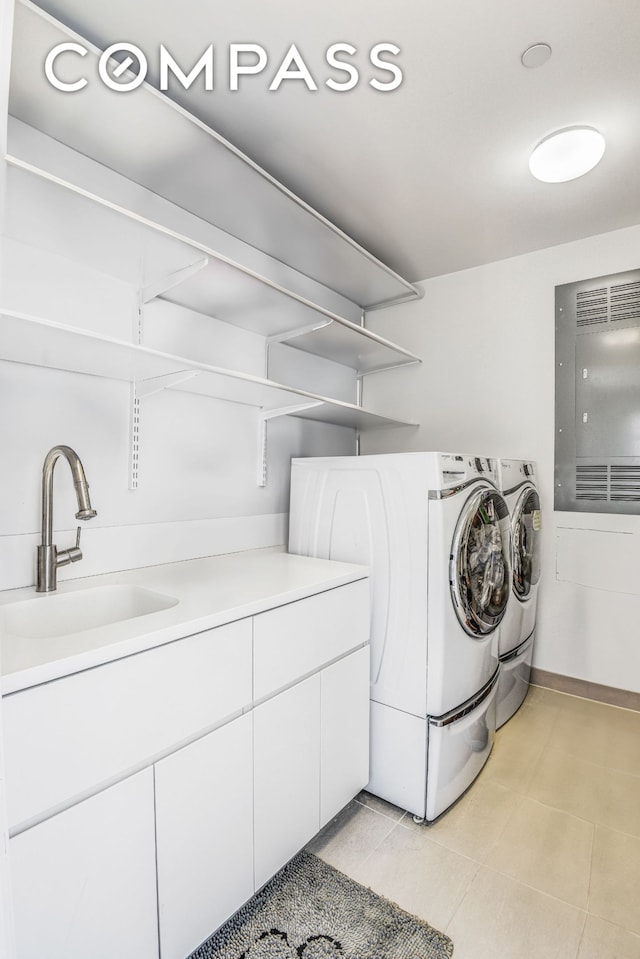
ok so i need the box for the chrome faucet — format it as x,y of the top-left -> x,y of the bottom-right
36,445 -> 97,592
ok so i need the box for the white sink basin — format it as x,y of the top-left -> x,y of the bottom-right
0,584 -> 179,640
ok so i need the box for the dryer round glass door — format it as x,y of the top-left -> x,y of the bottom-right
450,488 -> 511,637
512,488 -> 542,600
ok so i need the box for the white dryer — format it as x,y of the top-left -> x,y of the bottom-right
289,451 -> 511,821
495,459 -> 542,728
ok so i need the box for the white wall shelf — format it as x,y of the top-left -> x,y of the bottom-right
266,322 -> 419,378
0,310 -> 417,434
9,0 -> 422,311
4,158 -> 421,378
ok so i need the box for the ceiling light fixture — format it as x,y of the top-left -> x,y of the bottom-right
529,126 -> 606,183
521,43 -> 552,68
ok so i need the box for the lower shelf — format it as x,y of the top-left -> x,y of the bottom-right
0,309 -> 418,432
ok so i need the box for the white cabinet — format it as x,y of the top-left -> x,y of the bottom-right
10,769 -> 157,959
320,646 -> 370,828
254,674 -> 321,889
253,579 -> 370,887
155,713 -> 253,959
254,645 -> 371,889
253,578 -> 370,699
2,620 -> 252,832
3,576 -> 370,959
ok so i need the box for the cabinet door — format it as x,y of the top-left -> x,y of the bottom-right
155,713 -> 253,959
10,769 -> 157,959
320,646 -> 370,827
253,674 -> 320,889
3,619 -> 252,832
254,579 -> 369,700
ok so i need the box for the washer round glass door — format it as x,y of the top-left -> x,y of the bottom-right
450,487 -> 511,637
512,487 -> 542,600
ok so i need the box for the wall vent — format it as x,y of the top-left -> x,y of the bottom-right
576,288 -> 608,327
611,280 -> 640,322
575,464 -> 640,503
610,464 -> 640,502
576,280 -> 640,328
575,464 -> 608,500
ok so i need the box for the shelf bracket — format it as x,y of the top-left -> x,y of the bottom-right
135,370 -> 200,399
257,402 -> 323,487
141,257 -> 209,304
355,356 -> 422,380
264,319 -> 334,380
128,371 -> 200,489
266,319 -> 334,346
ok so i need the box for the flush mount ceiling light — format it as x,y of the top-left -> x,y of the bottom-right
529,126 -> 606,183
521,43 -> 552,68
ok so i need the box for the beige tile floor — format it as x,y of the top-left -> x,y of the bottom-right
306,685 -> 640,959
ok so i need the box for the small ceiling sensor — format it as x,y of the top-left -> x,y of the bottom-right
521,43 -> 552,68
529,126 -> 606,182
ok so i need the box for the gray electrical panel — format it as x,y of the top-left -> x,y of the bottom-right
555,268 -> 640,513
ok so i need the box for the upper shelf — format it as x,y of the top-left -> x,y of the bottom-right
9,0 -> 422,311
3,158 -> 420,376
0,311 -> 417,432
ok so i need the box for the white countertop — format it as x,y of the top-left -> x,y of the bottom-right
0,548 -> 369,695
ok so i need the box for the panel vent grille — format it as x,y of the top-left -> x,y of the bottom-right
576,288 -> 608,327
610,464 -> 640,501
577,281 -> 640,328
575,464 -> 608,500
576,465 -> 640,502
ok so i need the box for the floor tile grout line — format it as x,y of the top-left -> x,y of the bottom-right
509,792 -> 612,834
585,820 -> 596,919
539,739 -> 640,782
355,813 -> 405,871
470,851 -> 591,913
572,909 -> 590,959
521,785 -> 640,842
388,772 -> 611,882
465,861 -> 591,915
543,739 -> 640,782
467,760 -> 597,908
476,787 -> 526,861
360,749 -> 640,860
440,858 -> 484,937
399,789 -> 525,863
353,796 -> 408,825
419,803 -> 595,915
357,809 -> 489,876
582,913 -> 640,945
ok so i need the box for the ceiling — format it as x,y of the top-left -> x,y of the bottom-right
13,0 -> 640,283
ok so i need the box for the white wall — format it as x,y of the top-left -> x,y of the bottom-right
362,224 -> 640,695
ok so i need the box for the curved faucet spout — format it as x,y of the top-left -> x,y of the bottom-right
38,445 -> 97,592
42,445 -> 97,546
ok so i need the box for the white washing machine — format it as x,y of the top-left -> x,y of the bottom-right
495,459 -> 542,728
289,451 -> 511,821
